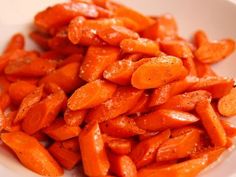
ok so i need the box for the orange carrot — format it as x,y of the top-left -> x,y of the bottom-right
107,138 -> 132,155
127,93 -> 149,114
79,121 -> 110,176
68,79 -> 117,110
195,60 -> 216,77
0,92 -> 11,111
64,109 -> 87,126
68,16 -> 85,44
171,125 -> 203,137
4,33 -> 25,53
220,119 -> 236,138
58,53 -> 83,67
194,30 -> 208,48
1,131 -> 63,176
196,100 -> 227,146
182,57 -> 197,76
3,111 -> 21,132
135,109 -> 198,131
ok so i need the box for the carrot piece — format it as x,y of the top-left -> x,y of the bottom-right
100,115 -> 145,138
159,90 -> 212,111
43,119 -> 81,141
182,57 -> 197,76
220,119 -> 236,138
160,40 -> 193,59
86,87 -> 143,123
62,138 -> 80,152
4,33 -> 25,53
64,109 -> 87,126
196,100 -> 227,146
3,111 -> 21,132
22,88 -> 66,135
149,84 -> 171,107
156,130 -> 200,161
1,131 -> 63,176
142,14 -> 177,40
189,76 -> 234,98
195,39 -> 235,64
8,81 -> 36,105
135,109 -> 198,131
131,56 -> 187,89
48,142 -> 81,170
218,88 -> 236,117
34,2 -> 98,30
0,92 -> 11,111
195,60 -> 216,77
14,85 -> 44,123
171,125 -> 204,137
79,121 -> 110,176
137,157 -> 208,177
98,25 -> 139,46
107,138 -> 132,155
68,79 -> 117,110
58,53 -> 83,67
80,46 -> 120,82
194,30 -> 208,48
68,16 -> 85,44
108,153 -> 137,177
120,38 -> 160,56
129,129 -> 170,168
40,62 -> 83,93
127,93 -> 149,114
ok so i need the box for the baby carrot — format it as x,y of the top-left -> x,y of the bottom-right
3,33 -> 25,53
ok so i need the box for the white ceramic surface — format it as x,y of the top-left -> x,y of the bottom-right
0,0 -> 236,176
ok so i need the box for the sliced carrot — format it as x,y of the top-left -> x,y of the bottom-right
79,121 -> 110,176
182,57 -> 197,76
195,60 -> 216,77
196,100 -> 227,146
3,111 -> 21,132
62,138 -> 80,152
129,129 -> 170,168
8,81 -> 36,105
80,46 -> 120,82
86,87 -> 143,122
218,88 -> 236,117
1,131 -> 63,176
40,62 -> 83,93
127,93 -> 149,114
68,79 -> 117,110
171,125 -> 203,137
100,115 -> 145,138
107,138 -> 132,155
220,119 -> 236,138
58,53 -> 83,67
135,109 -> 198,131
48,142 -> 81,170
4,33 -> 25,53
194,30 -> 208,48
149,84 -> 171,107
131,56 -> 187,89
189,76 -> 234,98
68,16 -> 85,44
14,84 -> 44,123
123,53 -> 146,61
156,130 -> 200,161
64,109 -> 87,126
159,90 -> 212,111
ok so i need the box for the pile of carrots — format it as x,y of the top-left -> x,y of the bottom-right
1,0 -> 236,176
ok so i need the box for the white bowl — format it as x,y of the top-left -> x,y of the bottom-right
0,0 -> 236,176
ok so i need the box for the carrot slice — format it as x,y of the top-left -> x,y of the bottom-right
218,88 -> 236,117
171,125 -> 203,138
195,60 -> 216,77
156,130 -> 200,161
182,57 -> 197,76
58,53 -> 83,67
129,129 -> 170,168
86,87 -> 143,122
194,30 -> 208,48
220,119 -> 236,138
48,142 -> 81,170
107,138 -> 132,155
4,33 -> 25,53
79,121 -> 110,176
3,111 -> 21,132
64,109 -> 87,126
68,16 -> 85,44
1,131 -> 63,176
131,56 -> 187,89
135,109 -> 198,131
100,115 -> 145,138
68,79 -> 117,110
196,100 -> 227,146
127,93 -> 149,114
80,46 -> 120,82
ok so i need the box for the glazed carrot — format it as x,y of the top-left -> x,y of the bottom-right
120,38 -> 159,56
44,119 -> 81,141
107,138 -> 132,155
156,130 -> 200,161
160,40 -> 193,59
195,60 -> 216,77
182,57 -> 197,76
127,93 -> 149,114
100,115 -> 145,138
137,157 -> 208,177
194,30 -> 208,48
86,87 -> 143,122
80,46 -> 120,82
129,129 -> 170,168
40,62 -> 83,93
108,153 -> 137,177
8,81 -> 36,105
1,131 -> 63,176
135,109 -> 199,131
14,84 -> 44,123
196,100 -> 227,146
68,16 -> 85,44
4,33 -> 25,53
0,92 -> 11,111
62,138 -> 80,152
189,76 -> 234,98
195,39 -> 235,64
171,125 -> 203,137
68,79 -> 117,110
98,25 -> 140,46
22,88 -> 66,135
149,84 -> 171,107
58,54 -> 83,67
64,109 -> 87,126
142,14 -> 177,40
79,121 -> 110,176
220,119 -> 236,138
3,111 -> 21,132
48,142 -> 81,170
159,90 -> 212,111
218,88 -> 236,117
131,56 -> 187,89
